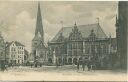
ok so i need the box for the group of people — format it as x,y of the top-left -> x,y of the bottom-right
77,59 -> 96,71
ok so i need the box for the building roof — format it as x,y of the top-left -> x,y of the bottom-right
6,41 -> 25,47
14,41 -> 25,46
6,42 -> 13,47
50,23 -> 107,43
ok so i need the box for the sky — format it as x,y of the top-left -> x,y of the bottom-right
0,1 -> 118,52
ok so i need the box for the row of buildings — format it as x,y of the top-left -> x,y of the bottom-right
0,1 -> 127,69
30,3 -> 117,68
0,34 -> 29,66
31,2 -> 127,69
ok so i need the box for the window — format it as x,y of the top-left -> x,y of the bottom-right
14,48 -> 16,51
74,43 -> 77,49
72,43 -> 76,49
18,60 -> 20,63
73,50 -> 77,55
11,48 -> 13,51
78,43 -> 82,49
85,46 -> 90,54
69,44 -> 72,49
68,51 -> 72,55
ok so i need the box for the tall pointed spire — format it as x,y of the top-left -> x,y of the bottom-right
35,2 -> 44,42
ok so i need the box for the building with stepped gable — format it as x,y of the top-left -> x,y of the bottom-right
48,23 -> 115,68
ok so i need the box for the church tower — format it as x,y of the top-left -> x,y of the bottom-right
35,3 -> 44,42
32,3 -> 47,62
116,1 -> 127,69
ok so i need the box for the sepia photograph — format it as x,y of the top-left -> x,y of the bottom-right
0,1 -> 127,81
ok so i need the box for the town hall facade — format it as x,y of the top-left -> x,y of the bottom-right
48,23 -> 114,68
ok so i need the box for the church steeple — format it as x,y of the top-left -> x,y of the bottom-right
35,2 -> 44,42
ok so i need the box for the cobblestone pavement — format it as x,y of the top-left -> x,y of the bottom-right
0,65 -> 127,81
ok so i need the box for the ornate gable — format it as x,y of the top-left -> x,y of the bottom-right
56,33 -> 65,42
88,29 -> 97,41
69,23 -> 82,41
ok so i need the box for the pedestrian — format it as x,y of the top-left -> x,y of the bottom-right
1,63 -> 5,71
30,63 -> 32,68
40,63 -> 42,67
56,60 -> 59,68
77,61 -> 80,71
91,62 -> 96,71
87,61 -> 91,71
5,64 -> 8,71
82,60 -> 85,71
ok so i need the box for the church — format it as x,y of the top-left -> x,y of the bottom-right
48,22 -> 115,68
31,3 -> 47,65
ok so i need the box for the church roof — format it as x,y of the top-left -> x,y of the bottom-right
50,23 -> 107,43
